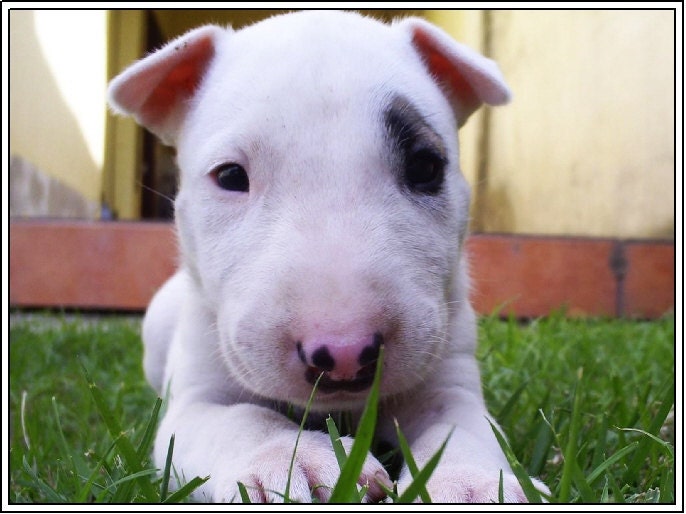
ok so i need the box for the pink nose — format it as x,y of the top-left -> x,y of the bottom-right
296,333 -> 382,393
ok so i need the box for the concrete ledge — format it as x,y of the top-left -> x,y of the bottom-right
9,220 -> 674,318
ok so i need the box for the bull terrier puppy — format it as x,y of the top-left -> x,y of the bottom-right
109,10 -> 548,503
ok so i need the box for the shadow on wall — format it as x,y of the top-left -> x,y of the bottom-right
471,184 -> 517,234
10,156 -> 101,219
9,11 -> 103,218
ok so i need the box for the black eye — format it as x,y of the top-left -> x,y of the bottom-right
213,163 -> 249,192
404,149 -> 445,195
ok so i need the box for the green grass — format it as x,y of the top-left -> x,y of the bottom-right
8,311 -> 675,503
477,312 -> 675,503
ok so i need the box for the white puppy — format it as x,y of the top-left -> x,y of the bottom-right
109,10 -> 547,503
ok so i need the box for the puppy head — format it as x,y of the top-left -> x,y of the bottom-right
109,11 -> 510,409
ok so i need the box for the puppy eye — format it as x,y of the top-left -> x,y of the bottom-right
213,163 -> 249,192
404,149 -> 445,195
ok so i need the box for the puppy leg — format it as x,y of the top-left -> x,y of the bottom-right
391,353 -> 549,503
141,270 -> 190,394
156,401 -> 389,503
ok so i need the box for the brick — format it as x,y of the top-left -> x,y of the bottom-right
623,241 -> 675,318
9,221 -> 177,310
467,235 -> 617,317
9,222 -> 674,318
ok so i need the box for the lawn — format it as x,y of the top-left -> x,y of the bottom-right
8,311 -> 676,504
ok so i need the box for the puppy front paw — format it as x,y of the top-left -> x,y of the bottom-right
398,466 -> 549,503
214,431 -> 390,503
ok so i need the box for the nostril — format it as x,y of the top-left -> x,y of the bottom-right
311,346 -> 335,371
296,341 -> 336,371
358,332 -> 383,367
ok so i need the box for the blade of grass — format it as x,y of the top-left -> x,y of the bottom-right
393,418 -> 431,503
284,371 -> 324,503
326,416 -> 348,470
622,380 -> 674,484
102,468 -> 159,491
618,427 -> 674,459
329,346 -> 384,503
356,484 -> 369,502
20,390 -> 31,451
51,396 -> 91,494
496,381 -> 528,424
237,481 -> 252,503
659,465 -> 674,502
635,382 -> 655,427
108,432 -> 145,503
528,410 -> 555,476
488,420 -> 544,503
82,365 -> 158,502
137,398 -> 162,459
570,456 -> 597,502
589,413 -> 610,472
159,434 -> 175,501
585,441 -> 639,485
600,476 -> 610,502
558,368 -> 584,503
20,456 -> 68,503
107,399 -> 161,502
498,470 -> 505,503
163,475 -> 210,503
606,469 -> 626,503
396,429 -> 452,503
76,438 -> 120,503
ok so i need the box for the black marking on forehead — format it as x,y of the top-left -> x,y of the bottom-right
384,95 -> 446,158
383,94 -> 449,198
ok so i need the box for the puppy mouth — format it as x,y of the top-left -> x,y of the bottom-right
304,364 -> 376,393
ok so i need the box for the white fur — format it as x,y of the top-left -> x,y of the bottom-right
109,11 -> 548,503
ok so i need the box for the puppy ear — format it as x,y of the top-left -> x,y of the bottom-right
108,25 -> 225,145
398,17 -> 511,126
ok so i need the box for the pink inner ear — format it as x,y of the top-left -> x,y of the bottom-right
139,36 -> 216,128
411,29 -> 481,119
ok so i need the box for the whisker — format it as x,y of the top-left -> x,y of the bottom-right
138,181 -> 176,205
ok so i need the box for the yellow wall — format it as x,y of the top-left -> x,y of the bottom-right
9,10 -> 108,204
103,10 -> 146,220
483,10 -> 674,238
124,9 -> 678,239
10,9 -> 674,239
152,9 -> 422,38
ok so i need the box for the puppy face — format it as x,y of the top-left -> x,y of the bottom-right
172,14 -> 471,409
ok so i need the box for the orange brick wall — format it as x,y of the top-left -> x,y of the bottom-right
9,221 -> 674,318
